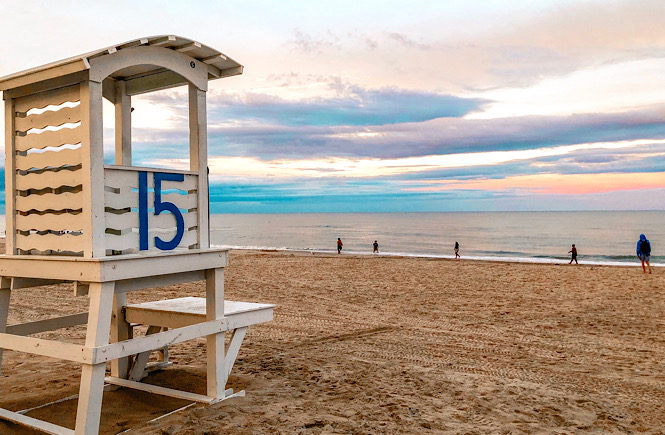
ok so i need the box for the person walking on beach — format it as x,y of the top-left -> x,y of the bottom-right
568,244 -> 578,264
337,238 -> 343,254
454,241 -> 460,259
636,234 -> 652,274
373,240 -> 379,253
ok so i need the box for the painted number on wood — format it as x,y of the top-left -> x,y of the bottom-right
138,171 -> 185,251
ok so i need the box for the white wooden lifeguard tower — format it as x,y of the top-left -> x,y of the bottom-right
0,36 -> 274,434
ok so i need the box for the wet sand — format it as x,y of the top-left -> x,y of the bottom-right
0,249 -> 663,433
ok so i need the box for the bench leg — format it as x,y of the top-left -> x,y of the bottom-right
0,287 -> 10,379
206,268 -> 225,399
129,325 -> 161,381
75,282 -> 114,435
110,293 -> 130,379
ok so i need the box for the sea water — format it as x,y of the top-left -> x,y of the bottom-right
0,211 -> 661,265
209,211 -> 665,266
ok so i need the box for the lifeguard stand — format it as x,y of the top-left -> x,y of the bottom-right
0,36 -> 274,434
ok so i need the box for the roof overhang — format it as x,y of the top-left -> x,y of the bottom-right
0,35 -> 243,95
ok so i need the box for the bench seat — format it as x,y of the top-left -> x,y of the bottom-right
125,296 -> 274,329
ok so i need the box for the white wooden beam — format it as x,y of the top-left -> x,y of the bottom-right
5,98 -> 16,254
75,281 -> 114,435
110,293 -> 130,378
0,408 -> 74,435
0,333 -> 90,363
10,277 -> 64,290
189,84 -> 209,248
225,326 -> 247,379
175,42 -> 201,53
206,268 -> 225,398
128,325 -> 160,381
6,312 -> 88,336
0,289 -> 10,377
114,80 -> 131,165
104,376 -> 215,403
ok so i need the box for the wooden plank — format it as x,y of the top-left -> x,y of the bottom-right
206,268 -> 225,398
16,191 -> 83,212
80,80 -> 105,258
103,229 -> 198,251
4,73 -> 86,101
15,168 -> 82,191
225,327 -> 247,379
128,325 -> 160,381
13,84 -> 80,113
0,408 -> 74,435
105,189 -> 198,210
15,126 -> 82,152
0,289 -> 10,377
114,81 -> 131,165
16,212 -> 84,232
189,84 -> 209,248
6,312 -> 87,336
105,210 -> 198,231
175,42 -> 201,53
0,248 -> 227,282
149,35 -> 176,47
16,233 -> 85,253
125,304 -> 273,330
10,277 -> 64,290
92,318 -> 227,363
0,59 -> 88,94
5,99 -> 17,254
15,147 -> 82,171
0,333 -> 90,362
75,281 -> 114,434
15,105 -> 81,131
125,70 -> 188,96
104,376 -> 214,403
111,293 -> 129,378
113,270 -> 205,294
104,167 -> 198,190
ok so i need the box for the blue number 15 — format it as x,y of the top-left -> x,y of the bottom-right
138,171 -> 185,251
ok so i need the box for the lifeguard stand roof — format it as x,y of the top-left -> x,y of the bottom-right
0,35 -> 243,94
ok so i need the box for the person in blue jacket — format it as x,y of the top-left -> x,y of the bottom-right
636,234 -> 652,274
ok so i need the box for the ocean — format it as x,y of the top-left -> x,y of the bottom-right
209,211 -> 665,266
0,211 -> 661,266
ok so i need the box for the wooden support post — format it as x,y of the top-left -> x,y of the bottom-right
114,80 -> 131,165
128,325 -> 160,381
110,293 -> 129,378
0,289 -> 10,378
225,326 -> 247,379
4,98 -> 16,254
75,282 -> 114,435
205,268 -> 225,399
189,84 -> 209,249
80,80 -> 105,258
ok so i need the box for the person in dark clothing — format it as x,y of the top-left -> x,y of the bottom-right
568,244 -> 578,264
337,238 -> 343,254
636,234 -> 652,274
373,240 -> 379,253
454,241 -> 460,259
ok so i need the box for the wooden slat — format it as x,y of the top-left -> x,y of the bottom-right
15,126 -> 81,152
104,376 -> 214,404
105,210 -> 198,230
16,233 -> 85,253
16,212 -> 84,232
6,98 -> 17,254
15,169 -> 82,191
104,189 -> 198,210
104,167 -> 198,191
14,106 -> 81,132
104,229 -> 198,251
15,191 -> 83,212
15,148 -> 82,171
6,312 -> 88,336
14,84 -> 80,113
0,408 -> 74,435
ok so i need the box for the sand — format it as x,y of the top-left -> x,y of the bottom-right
0,248 -> 663,434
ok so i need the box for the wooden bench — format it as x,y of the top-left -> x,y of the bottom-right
103,297 -> 274,404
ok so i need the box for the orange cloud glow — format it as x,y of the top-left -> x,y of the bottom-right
406,172 -> 665,195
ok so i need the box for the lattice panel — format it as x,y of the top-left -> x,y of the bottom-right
12,85 -> 84,256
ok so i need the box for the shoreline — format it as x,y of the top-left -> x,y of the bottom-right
217,245 -> 659,268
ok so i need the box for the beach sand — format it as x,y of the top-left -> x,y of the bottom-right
0,248 -> 663,433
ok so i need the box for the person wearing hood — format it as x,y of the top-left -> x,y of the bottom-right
636,234 -> 652,274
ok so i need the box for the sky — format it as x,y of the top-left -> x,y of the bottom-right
1,0 -> 664,212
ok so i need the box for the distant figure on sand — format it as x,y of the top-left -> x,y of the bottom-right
568,244 -> 578,264
337,238 -> 343,254
636,234 -> 652,274
454,241 -> 460,259
373,240 -> 379,253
